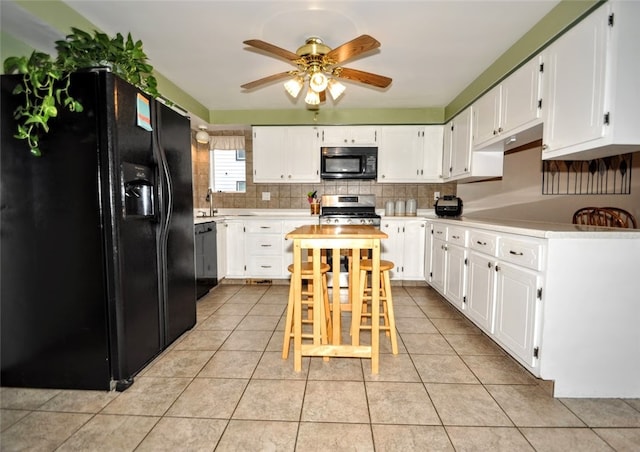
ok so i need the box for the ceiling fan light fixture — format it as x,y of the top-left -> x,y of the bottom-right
304,87 -> 321,106
327,78 -> 346,100
309,71 -> 328,93
284,76 -> 304,98
195,125 -> 210,144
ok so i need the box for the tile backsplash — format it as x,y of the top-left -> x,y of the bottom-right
192,129 -> 456,210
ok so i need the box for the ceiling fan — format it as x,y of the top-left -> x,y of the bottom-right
241,34 -> 392,108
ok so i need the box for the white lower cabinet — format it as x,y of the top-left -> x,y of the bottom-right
224,220 -> 246,278
380,218 -> 427,280
216,220 -> 227,278
444,241 -> 466,311
428,220 -> 543,373
429,223 -> 467,310
222,217 -> 316,280
465,250 -> 496,334
493,261 -> 541,367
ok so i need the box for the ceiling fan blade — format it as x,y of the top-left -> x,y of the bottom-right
326,35 -> 381,64
241,71 -> 292,90
334,67 -> 392,88
243,39 -> 299,62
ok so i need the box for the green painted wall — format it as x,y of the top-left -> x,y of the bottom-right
445,0 -> 603,120
3,0 -> 604,126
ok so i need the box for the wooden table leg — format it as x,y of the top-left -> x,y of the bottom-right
371,240 -> 380,374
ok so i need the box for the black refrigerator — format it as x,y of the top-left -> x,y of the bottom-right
1,71 -> 197,391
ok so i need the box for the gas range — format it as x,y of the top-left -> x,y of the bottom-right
319,194 -> 381,227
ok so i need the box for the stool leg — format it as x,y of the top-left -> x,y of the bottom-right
322,273 -> 333,342
382,270 -> 398,355
282,279 -> 295,359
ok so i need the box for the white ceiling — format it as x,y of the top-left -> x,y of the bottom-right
4,1 -> 560,118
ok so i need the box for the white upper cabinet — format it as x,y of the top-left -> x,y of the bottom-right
472,56 -> 542,150
443,107 -> 472,180
542,1 -> 640,160
378,125 -> 443,183
444,107 -> 504,183
253,126 -> 320,183
320,126 -> 379,146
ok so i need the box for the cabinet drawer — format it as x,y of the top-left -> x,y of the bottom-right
247,256 -> 283,276
447,226 -> 467,246
498,236 -> 544,271
432,223 -> 447,240
246,234 -> 282,255
469,230 -> 498,255
245,221 -> 283,234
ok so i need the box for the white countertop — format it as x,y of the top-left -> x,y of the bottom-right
424,214 -> 640,239
193,209 -> 640,238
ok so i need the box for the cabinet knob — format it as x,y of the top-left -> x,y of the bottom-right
498,127 -> 503,133
542,144 -> 549,150
488,262 -> 492,268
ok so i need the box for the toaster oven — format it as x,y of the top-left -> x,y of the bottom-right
435,196 -> 463,217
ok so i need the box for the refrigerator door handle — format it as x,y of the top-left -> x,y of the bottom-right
154,114 -> 173,346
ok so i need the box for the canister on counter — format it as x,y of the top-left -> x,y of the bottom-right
406,199 -> 417,216
395,199 -> 405,216
385,200 -> 395,216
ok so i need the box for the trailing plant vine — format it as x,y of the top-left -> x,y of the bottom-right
4,28 -> 160,156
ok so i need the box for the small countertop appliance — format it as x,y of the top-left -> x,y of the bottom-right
435,196 -> 463,217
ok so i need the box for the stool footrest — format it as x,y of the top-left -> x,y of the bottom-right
301,344 -> 371,358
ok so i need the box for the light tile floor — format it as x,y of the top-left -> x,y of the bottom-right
2,284 -> 640,451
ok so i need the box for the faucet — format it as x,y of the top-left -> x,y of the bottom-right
205,188 -> 217,216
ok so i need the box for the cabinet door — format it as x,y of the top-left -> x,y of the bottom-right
430,238 -> 446,294
380,220 -> 403,280
286,127 -> 320,182
466,250 -> 496,333
216,221 -> 227,278
542,4 -> 608,154
444,243 -> 466,310
494,261 -> 540,366
450,107 -> 472,179
225,221 -> 245,277
321,126 -> 378,145
378,126 -> 424,182
253,127 -> 285,182
422,125 -> 444,182
402,220 -> 426,280
472,85 -> 501,147
501,57 -> 542,134
442,121 -> 453,179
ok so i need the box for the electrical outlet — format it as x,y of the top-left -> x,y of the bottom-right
434,191 -> 440,200
262,192 -> 270,201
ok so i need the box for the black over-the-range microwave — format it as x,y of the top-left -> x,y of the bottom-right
320,146 -> 378,180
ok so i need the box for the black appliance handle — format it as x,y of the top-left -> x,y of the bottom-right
154,103 -> 172,346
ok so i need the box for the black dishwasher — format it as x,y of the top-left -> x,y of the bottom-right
195,221 -> 218,299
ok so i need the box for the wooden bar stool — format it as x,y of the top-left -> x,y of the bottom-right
282,261 -> 332,359
358,259 -> 398,354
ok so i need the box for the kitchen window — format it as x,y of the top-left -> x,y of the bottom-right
208,135 -> 246,193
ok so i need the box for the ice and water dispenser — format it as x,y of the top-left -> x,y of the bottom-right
121,162 -> 154,218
